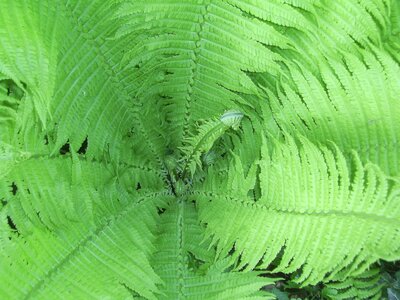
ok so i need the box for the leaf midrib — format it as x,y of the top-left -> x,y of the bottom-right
57,2 -> 167,176
193,191 -> 400,226
23,191 -> 168,299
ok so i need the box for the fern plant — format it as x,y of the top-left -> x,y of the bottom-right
0,0 -> 399,299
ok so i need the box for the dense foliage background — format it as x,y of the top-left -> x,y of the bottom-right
0,0 -> 399,299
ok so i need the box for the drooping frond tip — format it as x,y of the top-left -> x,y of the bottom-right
220,109 -> 244,130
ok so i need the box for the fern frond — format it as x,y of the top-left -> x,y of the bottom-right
0,196 -> 168,300
0,77 -> 23,142
0,147 -> 171,299
192,135 -> 400,285
0,0 -> 168,171
322,268 -> 383,300
248,0 -> 393,81
114,0 -> 312,151
152,200 -> 275,299
263,49 -> 400,176
1,0 -> 399,297
385,0 -> 400,62
0,147 -> 166,229
0,145 -> 170,298
0,1 -> 59,128
50,0 -> 145,161
179,110 -> 243,177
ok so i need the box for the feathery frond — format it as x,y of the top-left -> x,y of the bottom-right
1,0 -> 399,298
153,200 -> 275,299
193,135 -> 400,285
323,268 -> 383,300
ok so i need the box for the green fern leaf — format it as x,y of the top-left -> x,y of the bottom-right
179,110 -> 243,177
1,0 -> 399,298
323,268 -> 383,300
193,135 -> 400,285
153,200 -> 275,299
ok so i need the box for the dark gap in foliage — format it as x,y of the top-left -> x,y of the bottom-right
162,53 -> 179,59
26,188 -> 30,194
135,182 -> 141,191
10,182 -> 18,195
6,216 -> 19,235
59,142 -> 70,155
236,255 -> 249,272
346,155 -> 359,187
0,79 -> 26,99
165,148 -> 174,156
247,189 -> 255,199
268,247 -> 286,270
268,275 -> 324,299
253,171 -> 262,201
1,198 -> 7,206
44,134 -> 49,145
183,177 -> 192,186
166,173 -> 177,196
164,70 -> 173,75
6,84 -> 11,96
381,261 -> 400,297
120,282 -> 140,297
260,271 -> 279,294
125,127 -> 135,138
77,137 -> 88,154
157,207 -> 166,215
159,94 -> 173,100
187,251 -> 205,271
299,117 -> 311,130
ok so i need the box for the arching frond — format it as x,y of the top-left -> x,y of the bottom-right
1,0 -> 399,297
0,1 -> 58,128
263,49 -> 400,176
0,157 -> 171,299
323,268 -> 383,300
153,200 -> 275,299
0,197 -> 166,300
0,0 -> 166,171
192,135 -> 400,285
385,0 -> 400,62
115,0 -> 313,151
0,145 -> 170,299
179,110 -> 243,177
